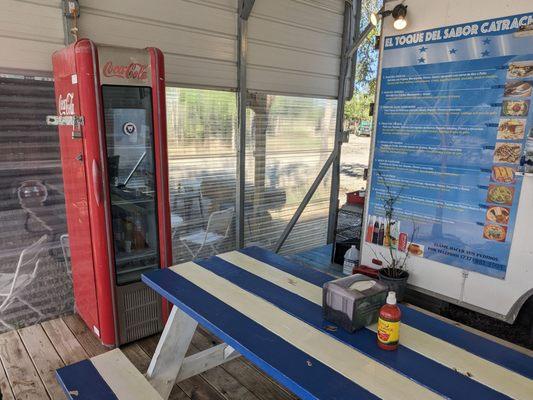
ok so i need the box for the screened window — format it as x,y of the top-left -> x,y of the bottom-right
0,74 -> 72,331
166,88 -> 237,263
245,93 -> 336,254
166,88 -> 336,260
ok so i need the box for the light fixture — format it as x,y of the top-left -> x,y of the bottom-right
370,11 -> 380,27
392,4 -> 408,30
370,4 -> 408,31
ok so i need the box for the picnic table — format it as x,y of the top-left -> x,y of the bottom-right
57,247 -> 533,400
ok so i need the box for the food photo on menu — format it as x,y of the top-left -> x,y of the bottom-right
503,81 -> 532,97
491,166 -> 516,184
507,62 -> 533,78
483,224 -> 508,242
497,119 -> 526,140
486,206 -> 511,225
493,142 -> 522,163
487,185 -> 515,206
501,99 -> 529,117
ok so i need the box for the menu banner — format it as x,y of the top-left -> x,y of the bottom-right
367,13 -> 533,278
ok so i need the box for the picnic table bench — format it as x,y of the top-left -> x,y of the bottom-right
56,246 -> 533,399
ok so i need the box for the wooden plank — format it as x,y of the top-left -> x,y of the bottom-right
62,314 -> 107,357
41,318 -> 88,365
0,330 -> 49,400
121,343 -> 191,400
404,303 -> 533,357
223,249 -> 533,399
91,349 -> 163,400
168,262 -> 443,400
18,324 -> 66,400
195,328 -> 298,400
0,355 -> 15,400
181,332 -> 260,400
176,343 -> 240,382
138,335 -> 227,400
147,306 -> 198,400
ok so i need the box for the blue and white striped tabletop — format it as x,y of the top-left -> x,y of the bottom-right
142,247 -> 533,400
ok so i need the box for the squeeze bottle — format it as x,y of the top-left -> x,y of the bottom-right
377,291 -> 401,350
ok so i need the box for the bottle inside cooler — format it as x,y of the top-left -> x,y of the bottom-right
103,85 -> 160,285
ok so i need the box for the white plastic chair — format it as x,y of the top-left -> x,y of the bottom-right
180,207 -> 234,259
0,235 -> 48,329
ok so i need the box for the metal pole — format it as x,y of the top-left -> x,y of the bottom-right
62,0 -> 80,45
346,22 -> 372,60
275,151 -> 336,253
326,1 -> 356,244
236,1 -> 254,249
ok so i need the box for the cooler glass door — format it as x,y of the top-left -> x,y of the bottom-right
102,85 -> 160,285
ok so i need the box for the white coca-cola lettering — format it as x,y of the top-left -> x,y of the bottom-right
102,61 -> 148,80
58,93 -> 75,115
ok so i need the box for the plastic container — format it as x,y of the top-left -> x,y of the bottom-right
346,190 -> 365,205
323,274 -> 388,333
377,291 -> 401,350
343,245 -> 359,275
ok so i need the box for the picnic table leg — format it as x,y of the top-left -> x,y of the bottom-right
146,305 -> 198,400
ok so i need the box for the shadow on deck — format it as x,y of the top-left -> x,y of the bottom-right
0,314 -> 298,400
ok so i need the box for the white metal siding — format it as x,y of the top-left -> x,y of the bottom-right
247,0 -> 345,98
0,0 -> 63,73
79,0 -> 238,89
1,0 -> 346,98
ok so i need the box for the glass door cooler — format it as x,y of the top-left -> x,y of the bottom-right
50,40 -> 172,346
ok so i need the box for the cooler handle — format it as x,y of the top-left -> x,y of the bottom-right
92,159 -> 103,206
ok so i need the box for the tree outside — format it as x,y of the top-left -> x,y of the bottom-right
344,0 -> 382,134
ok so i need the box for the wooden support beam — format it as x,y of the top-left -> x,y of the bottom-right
147,306 -> 198,400
175,344 -> 240,383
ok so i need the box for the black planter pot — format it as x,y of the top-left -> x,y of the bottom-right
378,268 -> 409,302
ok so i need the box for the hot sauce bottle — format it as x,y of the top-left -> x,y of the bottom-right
377,291 -> 401,351
377,218 -> 385,246
384,221 -> 390,247
366,216 -> 375,243
372,217 -> 380,244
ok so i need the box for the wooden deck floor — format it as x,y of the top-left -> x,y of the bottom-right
0,314 -> 298,400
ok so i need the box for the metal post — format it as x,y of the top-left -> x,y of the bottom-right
236,0 -> 254,249
274,151 -> 336,253
326,0 -> 357,244
62,0 -> 80,45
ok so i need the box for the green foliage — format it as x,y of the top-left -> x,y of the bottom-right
345,0 -> 382,124
167,88 -> 237,139
345,91 -> 373,124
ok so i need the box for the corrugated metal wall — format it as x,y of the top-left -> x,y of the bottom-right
0,0 -> 63,73
247,0 -> 345,97
79,0 -> 346,98
78,0 -> 238,89
0,0 -> 344,97
0,0 -> 346,97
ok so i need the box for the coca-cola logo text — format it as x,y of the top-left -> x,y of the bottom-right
102,61 -> 149,80
58,93 -> 75,115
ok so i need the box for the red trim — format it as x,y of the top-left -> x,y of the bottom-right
148,47 -> 173,321
73,39 -> 118,346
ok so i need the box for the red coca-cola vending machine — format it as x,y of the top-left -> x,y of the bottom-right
48,39 -> 172,346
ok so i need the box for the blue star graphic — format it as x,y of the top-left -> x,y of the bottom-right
481,50 -> 490,57
449,48 -> 457,54
418,57 -> 426,64
482,38 -> 491,45
419,46 -> 428,53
